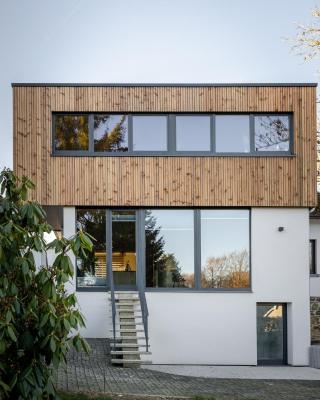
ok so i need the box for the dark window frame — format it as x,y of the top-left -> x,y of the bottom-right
75,207 -> 251,293
52,112 -> 294,157
310,239 -> 317,275
257,302 -> 288,365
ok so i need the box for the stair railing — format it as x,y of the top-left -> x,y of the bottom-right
138,284 -> 149,352
110,270 -> 117,351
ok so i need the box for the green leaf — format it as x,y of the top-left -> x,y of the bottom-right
7,325 -> 17,342
39,313 -> 49,328
0,340 -> 6,354
0,379 -> 10,392
50,336 -> 56,353
63,319 -> 70,331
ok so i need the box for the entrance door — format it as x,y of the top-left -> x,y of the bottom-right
111,210 -> 137,289
257,303 -> 287,365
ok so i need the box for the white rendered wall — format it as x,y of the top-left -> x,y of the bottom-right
310,219 -> 320,296
63,207 -> 110,338
63,207 -> 310,365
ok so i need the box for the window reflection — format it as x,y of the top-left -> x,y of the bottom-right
55,115 -> 89,151
132,116 -> 167,151
145,210 -> 194,288
254,116 -> 289,151
112,211 -> 136,286
176,116 -> 211,151
94,114 -> 128,152
200,210 -> 250,288
76,209 -> 107,287
216,115 -> 250,153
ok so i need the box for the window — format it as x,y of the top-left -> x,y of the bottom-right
94,115 -> 128,152
75,207 -> 251,291
176,116 -> 211,151
112,211 -> 136,286
254,115 -> 290,152
145,210 -> 194,288
132,116 -> 167,151
54,114 -> 89,151
53,113 -> 292,155
216,115 -> 250,153
200,210 -> 250,289
76,209 -> 106,287
310,239 -> 317,275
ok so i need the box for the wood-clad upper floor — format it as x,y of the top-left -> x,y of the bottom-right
13,84 -> 317,207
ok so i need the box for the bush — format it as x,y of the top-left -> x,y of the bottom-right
0,169 -> 93,399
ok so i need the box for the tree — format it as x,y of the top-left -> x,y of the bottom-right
94,115 -> 128,152
145,211 -> 187,287
201,249 -> 249,289
291,8 -> 320,191
0,169 -> 93,399
292,8 -> 320,61
55,115 -> 88,150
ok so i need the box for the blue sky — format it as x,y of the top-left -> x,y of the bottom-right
0,0 -> 319,170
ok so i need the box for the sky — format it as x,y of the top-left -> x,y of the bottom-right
0,0 -> 319,170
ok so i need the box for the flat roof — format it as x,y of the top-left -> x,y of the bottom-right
11,82 -> 318,87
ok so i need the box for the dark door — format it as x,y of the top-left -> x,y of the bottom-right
257,303 -> 287,365
111,210 -> 137,289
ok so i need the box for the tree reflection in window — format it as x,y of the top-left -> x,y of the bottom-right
94,115 -> 128,152
76,209 -> 106,287
55,115 -> 89,151
255,116 -> 290,151
145,210 -> 194,288
201,249 -> 249,289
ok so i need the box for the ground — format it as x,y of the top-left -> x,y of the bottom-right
56,339 -> 320,400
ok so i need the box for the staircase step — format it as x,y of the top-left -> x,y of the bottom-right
116,303 -> 140,307
117,322 -> 144,326
110,343 -> 149,348
111,350 -> 152,355
110,336 -> 146,341
111,359 -> 152,365
109,329 -> 144,333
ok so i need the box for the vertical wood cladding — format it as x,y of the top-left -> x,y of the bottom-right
13,85 -> 317,207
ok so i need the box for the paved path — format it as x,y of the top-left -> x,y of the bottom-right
56,339 -> 320,399
144,364 -> 320,380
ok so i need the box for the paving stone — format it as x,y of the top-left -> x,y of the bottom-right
56,339 -> 320,399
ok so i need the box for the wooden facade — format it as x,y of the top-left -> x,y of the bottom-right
13,84 -> 317,207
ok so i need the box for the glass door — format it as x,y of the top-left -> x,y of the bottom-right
111,210 -> 137,289
257,303 -> 287,365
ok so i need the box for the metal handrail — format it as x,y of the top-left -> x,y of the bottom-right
110,271 -> 116,351
138,284 -> 149,352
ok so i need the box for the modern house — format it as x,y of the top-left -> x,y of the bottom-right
13,83 -> 317,366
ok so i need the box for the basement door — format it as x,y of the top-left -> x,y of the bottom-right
256,303 -> 287,365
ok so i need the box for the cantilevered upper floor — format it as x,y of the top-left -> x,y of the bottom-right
12,83 -> 317,207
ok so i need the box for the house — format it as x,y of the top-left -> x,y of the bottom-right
13,83 -> 317,366
309,197 -> 320,346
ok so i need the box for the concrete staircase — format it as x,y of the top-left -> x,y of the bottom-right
108,291 -> 152,367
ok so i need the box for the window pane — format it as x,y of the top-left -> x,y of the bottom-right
254,115 -> 290,151
146,210 -> 194,288
76,209 -> 106,287
55,115 -> 89,151
310,240 -> 316,275
133,116 -> 167,151
112,211 -> 136,286
176,116 -> 211,151
94,114 -> 128,152
201,210 -> 250,289
257,304 -> 285,363
216,115 -> 250,153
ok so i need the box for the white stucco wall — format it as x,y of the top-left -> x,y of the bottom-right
63,207 -> 310,365
310,219 -> 320,297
